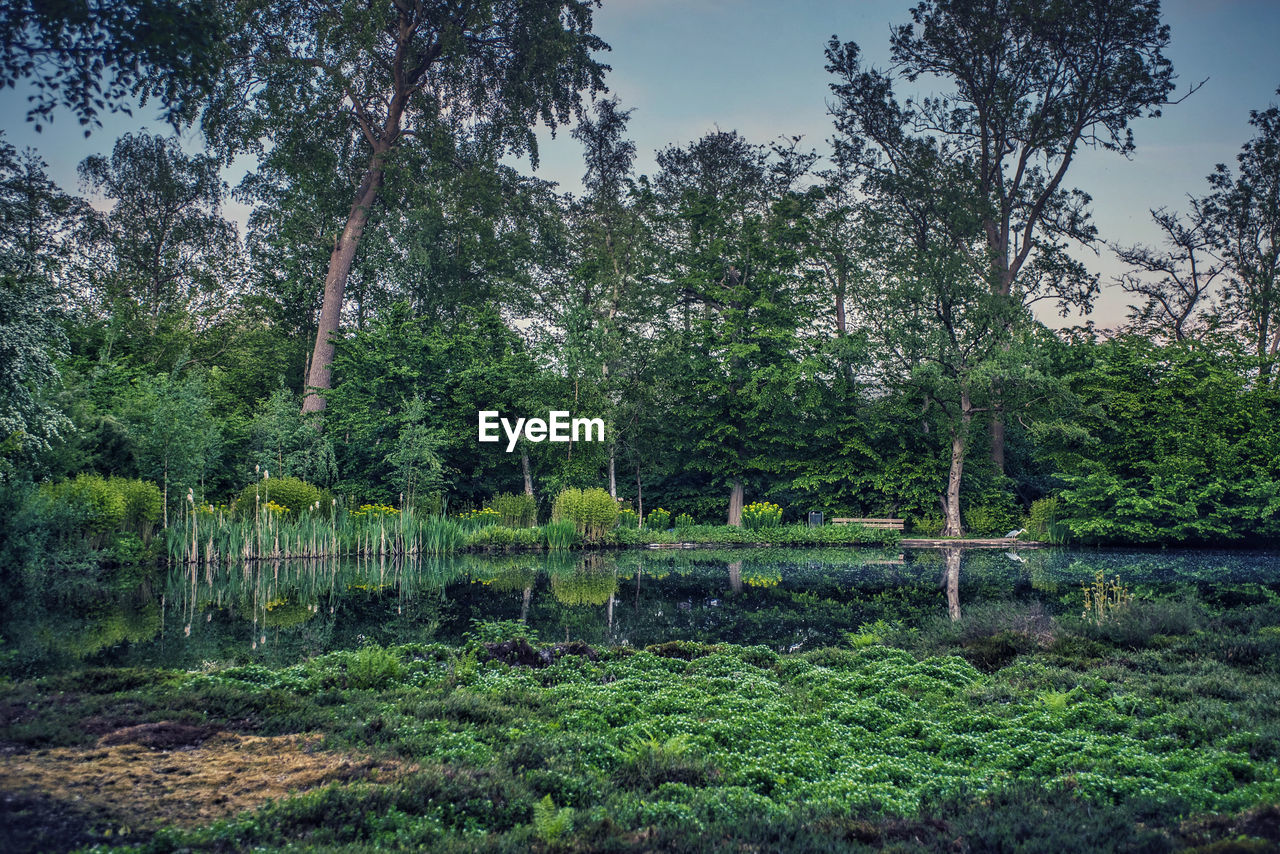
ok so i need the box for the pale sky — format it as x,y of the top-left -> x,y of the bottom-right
3,0 -> 1278,329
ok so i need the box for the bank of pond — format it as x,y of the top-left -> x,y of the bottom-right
1,547 -> 1278,852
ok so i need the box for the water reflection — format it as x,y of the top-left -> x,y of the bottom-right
4,547 -> 1278,673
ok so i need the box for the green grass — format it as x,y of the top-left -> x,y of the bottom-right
5,608 -> 1279,853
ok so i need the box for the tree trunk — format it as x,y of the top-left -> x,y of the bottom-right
727,478 -> 744,527
941,394 -> 972,538
635,464 -> 643,523
302,153 -> 388,413
608,443 -> 617,498
521,449 -> 534,498
990,412 -> 1005,474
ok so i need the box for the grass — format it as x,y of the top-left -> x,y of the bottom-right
3,603 -> 1279,853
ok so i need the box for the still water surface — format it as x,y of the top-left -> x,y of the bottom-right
8,547 -> 1280,673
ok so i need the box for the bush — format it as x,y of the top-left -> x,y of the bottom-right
110,478 -> 163,543
489,492 -> 537,528
910,516 -> 944,536
41,475 -> 126,548
741,501 -> 782,530
674,513 -> 695,531
1027,496 -> 1068,544
963,501 -> 1020,537
552,488 -> 618,542
646,508 -> 671,531
618,508 -> 640,529
236,476 -> 331,517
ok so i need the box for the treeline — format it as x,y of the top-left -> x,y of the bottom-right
0,1 -> 1277,547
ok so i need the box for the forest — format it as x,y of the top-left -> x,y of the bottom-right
1,0 -> 1279,852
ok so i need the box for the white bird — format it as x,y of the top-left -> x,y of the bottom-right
1004,528 -> 1025,539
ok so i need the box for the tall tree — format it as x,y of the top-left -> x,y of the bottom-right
646,131 -> 818,525
78,132 -> 240,358
827,0 -> 1181,471
205,0 -> 608,413
1204,91 -> 1280,373
0,139 -> 84,473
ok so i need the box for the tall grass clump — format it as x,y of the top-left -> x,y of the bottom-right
552,487 -> 618,543
488,492 -> 537,528
421,515 -> 464,554
543,519 -> 577,551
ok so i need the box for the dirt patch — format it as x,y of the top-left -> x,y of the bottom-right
0,723 -> 406,851
480,638 -> 599,668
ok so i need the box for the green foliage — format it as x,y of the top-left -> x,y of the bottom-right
1044,337 -> 1280,544
618,508 -> 639,530
41,474 -> 124,548
674,512 -> 695,531
1027,496 -> 1069,544
645,508 -> 671,531
531,794 -> 574,844
552,487 -> 618,543
235,476 -> 331,517
542,520 -> 577,551
741,501 -> 783,530
963,500 -> 1021,538
489,492 -> 537,528
111,477 -> 163,542
345,645 -> 402,690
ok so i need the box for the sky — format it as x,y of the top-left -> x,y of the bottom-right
2,0 -> 1278,330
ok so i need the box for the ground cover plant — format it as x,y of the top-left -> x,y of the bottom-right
2,549 -> 1279,852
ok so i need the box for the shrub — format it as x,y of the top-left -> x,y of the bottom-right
109,478 -> 163,543
618,508 -> 640,529
489,492 -> 537,528
236,476 -> 331,517
674,513 -> 695,531
911,516 -> 944,537
552,488 -> 618,542
740,501 -> 782,530
646,508 -> 671,531
1027,496 -> 1069,544
41,475 -> 126,548
963,501 -> 1020,537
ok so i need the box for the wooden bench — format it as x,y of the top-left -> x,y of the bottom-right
832,517 -> 905,531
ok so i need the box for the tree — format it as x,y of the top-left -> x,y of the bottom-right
1113,205 -> 1224,344
125,367 -> 220,525
77,133 -> 242,365
561,98 -> 652,498
384,394 -> 446,510
205,0 -> 609,413
1204,91 -> 1280,372
0,0 -> 222,132
0,138 -> 85,475
827,0 -> 1182,471
645,131 -> 819,525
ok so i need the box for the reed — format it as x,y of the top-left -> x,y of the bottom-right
166,502 -> 467,564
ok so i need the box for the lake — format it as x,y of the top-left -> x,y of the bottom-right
7,546 -> 1279,674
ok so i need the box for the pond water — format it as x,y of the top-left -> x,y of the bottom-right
5,547 -> 1279,674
